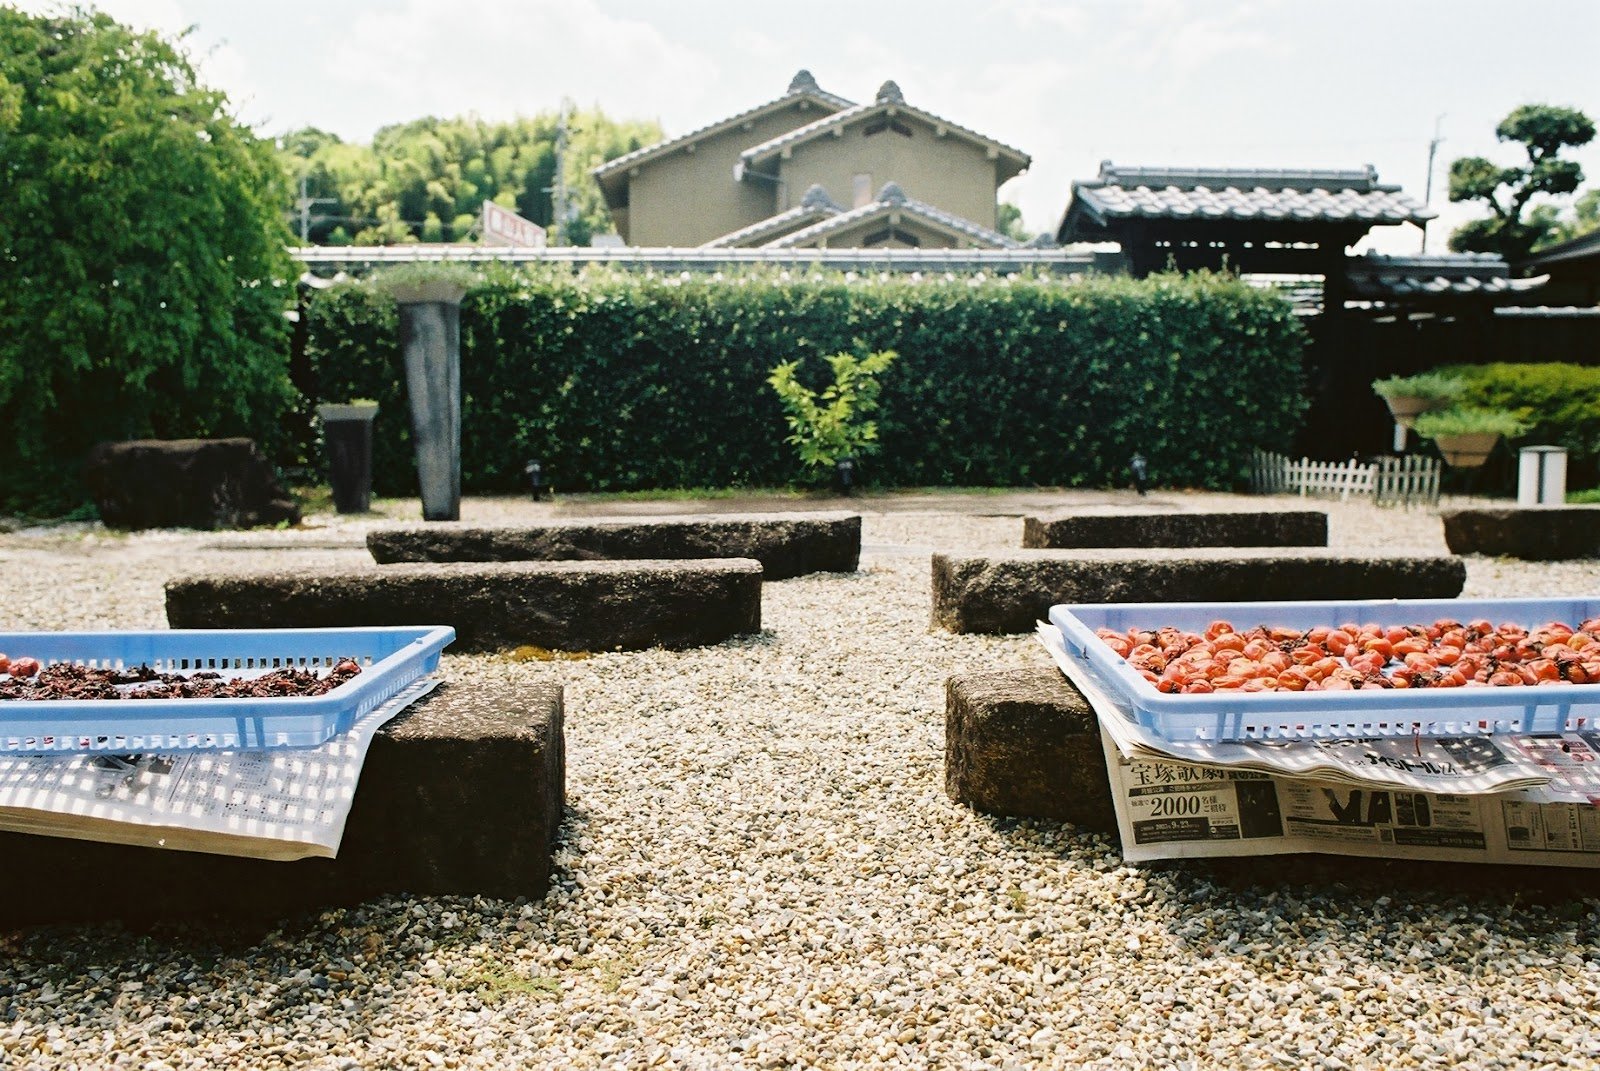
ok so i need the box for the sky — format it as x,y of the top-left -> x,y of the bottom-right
18,0 -> 1600,254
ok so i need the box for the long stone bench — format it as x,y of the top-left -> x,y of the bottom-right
367,512 -> 861,580
1442,506 -> 1600,561
932,549 -> 1466,634
1023,509 -> 1327,549
0,677 -> 564,924
167,559 -> 763,652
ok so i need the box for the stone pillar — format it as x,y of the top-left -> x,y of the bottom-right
393,281 -> 468,521
317,402 -> 378,514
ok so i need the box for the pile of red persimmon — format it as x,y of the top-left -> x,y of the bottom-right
0,652 -> 362,701
1095,617 -> 1600,694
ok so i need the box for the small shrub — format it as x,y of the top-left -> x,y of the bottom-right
1414,406 -> 1529,439
768,349 -> 898,477
1371,370 -> 1465,402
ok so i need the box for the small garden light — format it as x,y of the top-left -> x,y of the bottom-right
1129,452 -> 1148,495
525,459 -> 546,501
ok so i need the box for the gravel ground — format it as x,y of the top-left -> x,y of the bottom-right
2,491 -> 1599,1069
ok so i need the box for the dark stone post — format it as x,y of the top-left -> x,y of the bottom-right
317,403 -> 379,514
394,280 -> 468,521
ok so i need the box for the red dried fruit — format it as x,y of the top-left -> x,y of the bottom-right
8,656 -> 40,679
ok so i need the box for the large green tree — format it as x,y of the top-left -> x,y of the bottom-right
0,8 -> 295,513
1448,104 -> 1595,261
278,109 -> 660,246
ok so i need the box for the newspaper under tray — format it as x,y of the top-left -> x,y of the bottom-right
0,626 -> 454,753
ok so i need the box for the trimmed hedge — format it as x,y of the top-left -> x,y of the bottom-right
303,266 -> 1308,494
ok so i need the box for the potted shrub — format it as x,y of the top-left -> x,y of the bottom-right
316,399 -> 379,514
1415,406 -> 1529,468
1371,370 -> 1465,429
369,263 -> 478,521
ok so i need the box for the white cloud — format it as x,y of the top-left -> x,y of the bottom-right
320,0 -> 713,137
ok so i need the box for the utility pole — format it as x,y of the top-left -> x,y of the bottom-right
550,99 -> 572,246
295,174 -> 338,244
1421,114 -> 1445,253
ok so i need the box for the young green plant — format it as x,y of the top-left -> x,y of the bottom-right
768,349 -> 899,478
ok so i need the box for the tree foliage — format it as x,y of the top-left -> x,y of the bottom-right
277,109 -> 660,246
1550,188 -> 1600,246
1448,104 -> 1595,261
0,7 -> 295,514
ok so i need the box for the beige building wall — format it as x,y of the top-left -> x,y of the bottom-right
625,102 -> 837,246
775,121 -> 1000,230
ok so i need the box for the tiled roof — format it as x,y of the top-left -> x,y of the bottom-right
764,182 -> 1018,249
739,81 -> 1030,181
701,184 -> 842,248
591,70 -> 853,184
1345,253 -> 1548,299
1059,161 -> 1433,239
1519,227 -> 1600,269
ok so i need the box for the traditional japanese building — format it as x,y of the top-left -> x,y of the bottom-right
592,71 -> 1029,249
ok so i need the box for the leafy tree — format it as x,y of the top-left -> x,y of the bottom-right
996,202 -> 1034,244
278,110 -> 660,246
1549,188 -> 1600,246
1448,104 -> 1595,261
0,7 -> 295,514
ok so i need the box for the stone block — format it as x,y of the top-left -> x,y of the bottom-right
0,677 -> 565,925
1442,506 -> 1600,561
367,512 -> 861,580
1023,510 -> 1327,549
945,668 -> 1116,830
84,437 -> 299,531
166,559 -> 763,652
932,549 -> 1466,634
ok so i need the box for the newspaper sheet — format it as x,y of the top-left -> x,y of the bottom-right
1100,724 -> 1600,868
1037,625 -> 1600,867
0,676 -> 438,862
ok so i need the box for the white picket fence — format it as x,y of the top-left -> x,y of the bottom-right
1251,450 -> 1440,507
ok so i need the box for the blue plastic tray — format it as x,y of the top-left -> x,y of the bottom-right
1050,598 -> 1600,743
0,626 -> 454,753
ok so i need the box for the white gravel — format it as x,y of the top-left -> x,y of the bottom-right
1,490 -> 1599,1070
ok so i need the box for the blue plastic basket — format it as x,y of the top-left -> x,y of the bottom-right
1050,598 -> 1600,743
0,626 -> 454,754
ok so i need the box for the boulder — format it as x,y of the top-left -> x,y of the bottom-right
1023,510 -> 1327,549
1442,506 -> 1600,561
932,549 -> 1466,634
166,558 -> 763,652
0,676 -> 565,924
84,437 -> 299,530
945,668 -> 1116,829
367,512 -> 861,579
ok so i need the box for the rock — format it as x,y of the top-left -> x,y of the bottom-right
931,549 -> 1466,634
165,558 -> 763,652
84,438 -> 299,531
1022,510 -> 1327,549
1441,506 -> 1600,561
367,512 -> 861,580
0,676 -> 564,924
945,668 -> 1116,828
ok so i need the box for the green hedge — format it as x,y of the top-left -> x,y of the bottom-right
303,266 -> 1309,494
1449,363 -> 1600,478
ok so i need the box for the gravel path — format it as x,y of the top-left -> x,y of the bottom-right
2,492 -> 1599,1069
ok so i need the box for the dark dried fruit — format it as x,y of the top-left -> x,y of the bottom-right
0,658 -> 362,701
